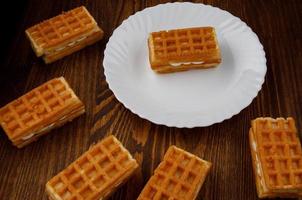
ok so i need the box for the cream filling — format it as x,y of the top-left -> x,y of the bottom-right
169,61 -> 204,67
21,133 -> 35,140
19,107 -> 84,141
21,123 -> 55,141
67,41 -> 76,47
20,113 -> 74,141
53,35 -> 88,52
251,140 -> 268,192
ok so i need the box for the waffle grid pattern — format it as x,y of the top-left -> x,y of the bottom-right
0,78 -> 75,139
151,27 -> 217,59
27,6 -> 95,49
47,136 -> 136,200
254,118 -> 302,190
138,146 -> 210,200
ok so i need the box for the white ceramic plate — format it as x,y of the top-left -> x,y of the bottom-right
103,2 -> 266,128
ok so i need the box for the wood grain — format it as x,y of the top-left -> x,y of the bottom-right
0,0 -> 302,199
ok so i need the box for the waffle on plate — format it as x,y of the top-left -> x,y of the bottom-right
148,27 -> 221,73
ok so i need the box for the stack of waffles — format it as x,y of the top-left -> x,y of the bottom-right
148,27 -> 221,73
26,6 -> 103,63
46,135 -> 138,200
249,117 -> 302,198
0,77 -> 85,148
137,146 -> 212,200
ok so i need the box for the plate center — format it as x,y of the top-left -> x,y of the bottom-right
127,34 -> 238,111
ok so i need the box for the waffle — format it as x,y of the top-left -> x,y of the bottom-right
46,135 -> 138,200
25,6 -> 104,63
0,77 -> 85,148
249,117 -> 302,198
137,146 -> 212,200
148,27 -> 221,73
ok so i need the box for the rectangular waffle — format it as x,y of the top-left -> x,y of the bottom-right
249,117 -> 302,198
148,27 -> 221,73
26,6 -> 104,63
0,77 -> 85,148
46,135 -> 138,200
137,145 -> 212,200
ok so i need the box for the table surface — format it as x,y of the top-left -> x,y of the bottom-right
0,0 -> 302,199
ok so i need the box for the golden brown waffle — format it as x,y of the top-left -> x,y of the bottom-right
249,117 -> 302,198
26,6 -> 104,63
137,146 -> 211,200
148,27 -> 221,73
46,135 -> 138,200
0,77 -> 85,148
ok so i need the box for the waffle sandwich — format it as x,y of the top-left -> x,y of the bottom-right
46,135 -> 138,200
148,27 -> 221,73
249,117 -> 302,198
137,146 -> 212,200
26,6 -> 104,63
0,77 -> 85,148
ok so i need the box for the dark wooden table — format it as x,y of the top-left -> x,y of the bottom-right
0,0 -> 301,199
